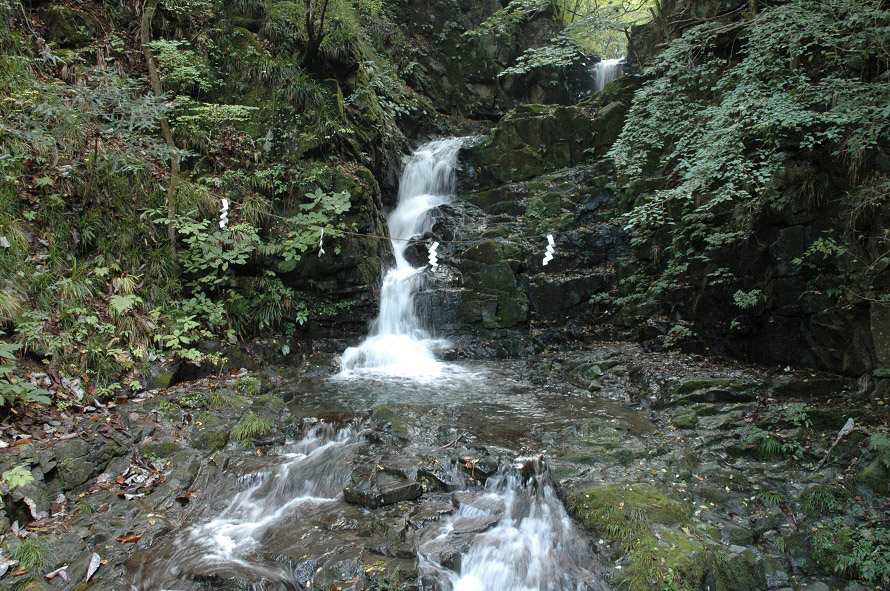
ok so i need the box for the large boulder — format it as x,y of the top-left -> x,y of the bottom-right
466,102 -> 627,189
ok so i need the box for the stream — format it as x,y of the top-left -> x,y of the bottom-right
129,141 -> 614,590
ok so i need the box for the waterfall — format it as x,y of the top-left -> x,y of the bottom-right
419,458 -> 605,591
592,58 -> 624,93
339,138 -> 464,380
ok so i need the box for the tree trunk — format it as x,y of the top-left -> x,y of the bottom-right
139,0 -> 179,259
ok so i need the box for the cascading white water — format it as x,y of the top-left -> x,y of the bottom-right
339,139 -> 464,380
419,459 -> 604,591
131,423 -> 360,591
592,58 -> 624,93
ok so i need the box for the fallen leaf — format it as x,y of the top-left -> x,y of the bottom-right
45,565 -> 68,581
115,532 -> 143,544
85,553 -> 101,582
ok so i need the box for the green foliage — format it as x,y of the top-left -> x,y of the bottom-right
232,375 -> 260,397
757,490 -> 783,508
0,334 -> 51,407
11,538 -> 45,571
737,426 -> 782,459
812,519 -> 890,585
147,40 -> 216,93
799,484 -> 844,515
232,411 -> 274,445
1,465 -> 34,489
869,433 -> 890,469
784,403 -> 813,429
469,0 -> 649,77
207,388 -> 242,409
612,0 -> 890,321
732,289 -> 762,311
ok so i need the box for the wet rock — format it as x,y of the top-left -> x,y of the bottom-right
524,274 -> 610,315
715,547 -> 765,591
665,378 -> 756,407
344,470 -> 424,508
144,361 -> 177,391
417,465 -> 461,492
467,102 -> 627,189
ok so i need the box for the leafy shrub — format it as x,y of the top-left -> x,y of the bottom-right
869,433 -> 890,468
232,375 -> 260,397
812,520 -> 890,585
0,334 -> 51,408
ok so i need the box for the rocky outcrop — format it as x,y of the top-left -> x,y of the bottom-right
389,0 -> 593,120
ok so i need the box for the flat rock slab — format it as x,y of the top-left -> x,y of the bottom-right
344,471 -> 424,508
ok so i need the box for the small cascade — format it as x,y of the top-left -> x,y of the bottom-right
130,423 -> 361,591
592,58 -> 624,93
339,138 -> 465,380
419,457 -> 605,591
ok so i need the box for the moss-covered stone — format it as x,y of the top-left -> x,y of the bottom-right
568,483 -> 692,540
370,405 -> 409,438
671,412 -> 699,429
857,457 -> 889,495
140,438 -> 180,459
43,5 -> 100,48
467,100 -> 627,189
192,427 -> 230,451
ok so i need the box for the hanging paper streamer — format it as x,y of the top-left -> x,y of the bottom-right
428,241 -> 439,269
542,234 -> 555,266
218,198 -> 229,229
318,228 -> 326,257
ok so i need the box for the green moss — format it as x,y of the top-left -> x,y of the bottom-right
671,412 -> 699,429
857,457 -> 889,495
673,379 -> 748,396
370,405 -> 409,438
622,528 -> 717,591
141,438 -> 180,458
567,483 -> 692,546
193,427 -> 230,451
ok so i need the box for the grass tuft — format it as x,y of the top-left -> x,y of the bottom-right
232,411 -> 273,446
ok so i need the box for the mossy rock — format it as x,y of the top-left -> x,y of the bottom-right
43,5 -> 100,48
370,405 -> 409,438
620,527 -> 720,591
671,412 -> 699,429
668,379 -> 754,406
467,101 -> 626,189
140,438 -> 180,459
192,427 -> 230,451
568,483 -> 692,540
857,457 -> 889,495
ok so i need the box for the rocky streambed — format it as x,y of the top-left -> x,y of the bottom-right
0,342 -> 887,591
